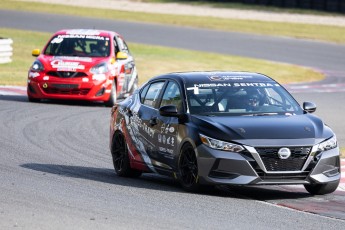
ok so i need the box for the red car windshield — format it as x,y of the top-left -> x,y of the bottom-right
44,35 -> 111,57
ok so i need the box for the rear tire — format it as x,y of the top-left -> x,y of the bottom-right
178,143 -> 201,192
111,132 -> 142,177
304,180 -> 339,195
105,81 -> 117,107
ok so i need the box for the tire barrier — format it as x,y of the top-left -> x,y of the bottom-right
211,0 -> 345,13
0,38 -> 13,64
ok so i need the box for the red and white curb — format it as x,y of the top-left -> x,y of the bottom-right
339,159 -> 345,191
0,86 -> 26,96
285,83 -> 345,94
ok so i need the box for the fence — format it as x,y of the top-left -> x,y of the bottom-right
0,38 -> 13,64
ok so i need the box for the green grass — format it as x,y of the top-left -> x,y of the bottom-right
146,0 -> 344,16
1,0 -> 345,44
0,28 -> 323,86
341,147 -> 345,158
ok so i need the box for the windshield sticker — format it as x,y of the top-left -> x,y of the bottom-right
192,83 -> 280,88
52,34 -> 108,42
66,30 -> 101,36
208,75 -> 248,81
51,60 -> 85,71
186,86 -> 200,94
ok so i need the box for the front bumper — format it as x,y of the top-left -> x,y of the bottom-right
196,144 -> 340,186
27,77 -> 112,102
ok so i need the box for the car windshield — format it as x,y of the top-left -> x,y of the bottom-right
185,82 -> 303,116
43,35 -> 110,57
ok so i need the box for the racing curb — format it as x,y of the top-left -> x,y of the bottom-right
0,86 -> 344,190
0,86 -> 26,96
339,159 -> 345,191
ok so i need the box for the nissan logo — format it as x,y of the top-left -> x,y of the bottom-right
278,147 -> 291,159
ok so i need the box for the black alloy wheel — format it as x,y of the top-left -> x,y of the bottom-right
111,132 -> 141,177
178,144 -> 200,192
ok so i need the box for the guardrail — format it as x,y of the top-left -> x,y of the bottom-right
0,38 -> 13,64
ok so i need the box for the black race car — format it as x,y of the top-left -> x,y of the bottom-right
109,71 -> 340,195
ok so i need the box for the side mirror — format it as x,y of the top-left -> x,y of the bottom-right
116,51 -> 128,60
159,105 -> 179,117
303,102 -> 316,113
32,49 -> 40,57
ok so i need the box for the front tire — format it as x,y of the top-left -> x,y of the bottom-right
28,96 -> 40,103
105,81 -> 117,107
111,132 -> 142,177
304,180 -> 339,195
178,143 -> 201,192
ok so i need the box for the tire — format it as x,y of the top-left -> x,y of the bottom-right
304,180 -> 340,195
28,96 -> 40,103
111,132 -> 142,177
178,143 -> 201,192
105,81 -> 117,107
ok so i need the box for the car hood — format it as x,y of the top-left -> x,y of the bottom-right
191,114 -> 334,146
39,55 -> 105,71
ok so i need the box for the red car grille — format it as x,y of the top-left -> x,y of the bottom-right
42,84 -> 90,95
47,71 -> 88,78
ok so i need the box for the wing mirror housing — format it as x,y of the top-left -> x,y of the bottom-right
303,101 -> 317,113
32,49 -> 40,57
116,51 -> 128,60
159,105 -> 179,117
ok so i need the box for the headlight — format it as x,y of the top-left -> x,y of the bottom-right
317,136 -> 337,151
30,60 -> 44,72
90,62 -> 109,74
199,134 -> 244,152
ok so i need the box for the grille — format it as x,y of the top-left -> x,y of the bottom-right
47,71 -> 87,78
256,170 -> 309,180
42,84 -> 89,95
255,147 -> 311,171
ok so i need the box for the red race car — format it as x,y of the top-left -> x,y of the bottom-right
27,29 -> 138,106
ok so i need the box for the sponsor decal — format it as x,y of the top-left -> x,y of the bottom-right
51,60 -> 85,71
43,76 -> 49,81
82,77 -> 89,82
53,56 -> 92,62
42,83 -> 48,89
92,74 -> 106,81
169,127 -> 175,133
29,72 -> 40,78
166,137 -> 175,147
208,75 -> 246,81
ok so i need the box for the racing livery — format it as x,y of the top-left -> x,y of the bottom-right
109,71 -> 340,195
27,29 -> 138,106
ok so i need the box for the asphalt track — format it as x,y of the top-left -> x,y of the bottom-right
1,9 -> 345,146
1,9 -> 345,229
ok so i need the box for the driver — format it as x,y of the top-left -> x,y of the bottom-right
95,40 -> 109,57
245,93 -> 260,111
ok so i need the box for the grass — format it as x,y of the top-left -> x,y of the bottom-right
1,0 -> 345,44
341,147 -> 345,159
146,0 -> 344,15
0,28 -> 323,86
